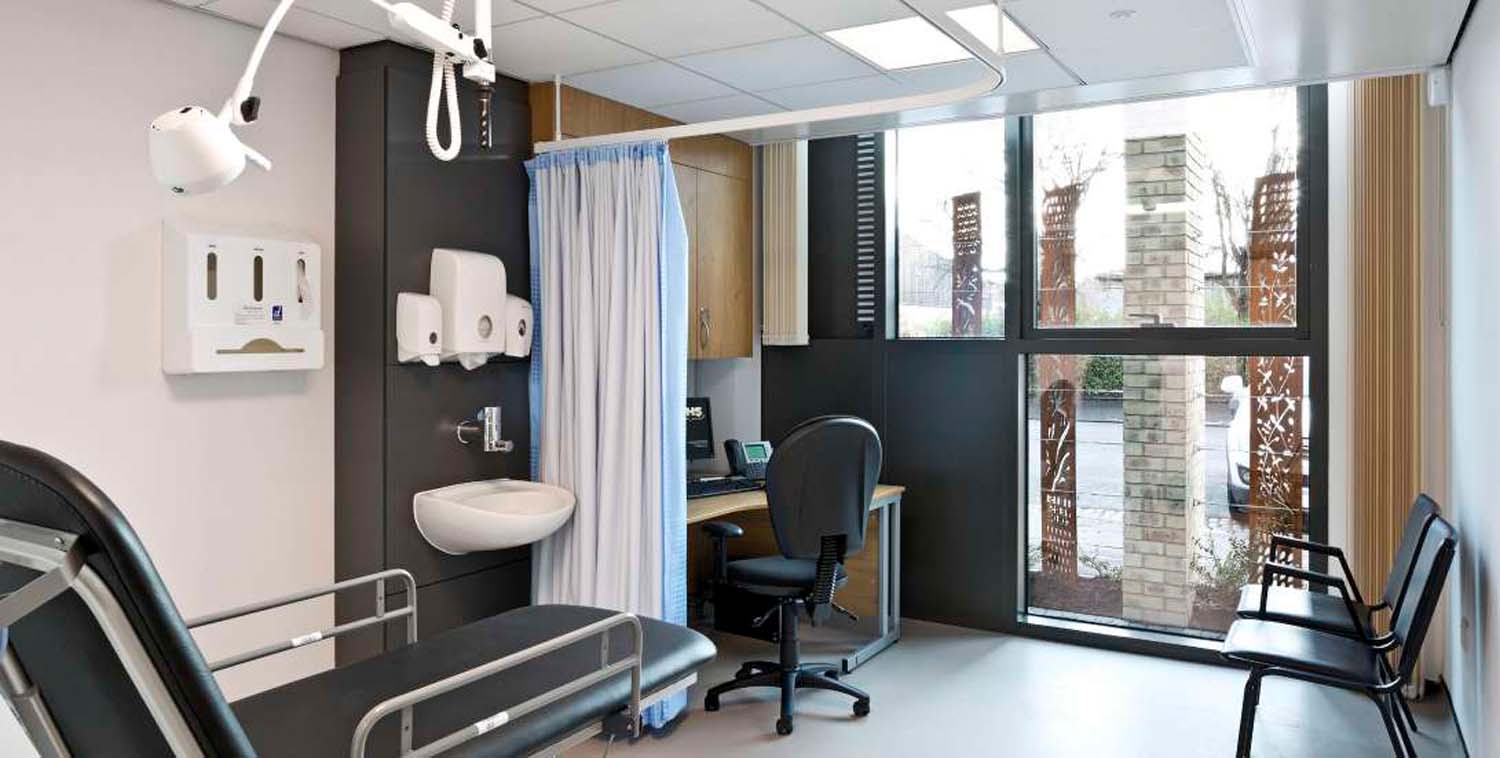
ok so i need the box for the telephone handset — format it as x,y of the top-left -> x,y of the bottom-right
724,439 -> 772,481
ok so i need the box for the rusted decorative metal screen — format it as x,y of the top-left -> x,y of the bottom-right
1037,184 -> 1084,576
1245,171 -> 1304,582
950,192 -> 983,336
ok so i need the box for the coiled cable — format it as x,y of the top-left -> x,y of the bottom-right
426,0 -> 461,161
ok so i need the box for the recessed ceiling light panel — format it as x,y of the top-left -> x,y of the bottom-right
826,5 -> 1040,71
826,16 -> 970,71
947,5 -> 1041,54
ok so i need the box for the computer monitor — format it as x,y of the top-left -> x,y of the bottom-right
686,397 -> 714,461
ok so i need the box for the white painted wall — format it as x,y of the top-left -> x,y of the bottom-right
1446,0 -> 1500,751
0,0 -> 337,702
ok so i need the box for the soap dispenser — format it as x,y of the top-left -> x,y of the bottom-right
396,292 -> 443,366
429,248 -> 506,369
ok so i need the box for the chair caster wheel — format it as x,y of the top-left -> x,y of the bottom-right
704,697 -> 719,712
853,700 -> 870,718
776,718 -> 793,735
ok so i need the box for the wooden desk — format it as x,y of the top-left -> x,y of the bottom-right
686,484 -> 905,673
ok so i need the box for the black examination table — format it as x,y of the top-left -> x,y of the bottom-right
0,440 -> 714,757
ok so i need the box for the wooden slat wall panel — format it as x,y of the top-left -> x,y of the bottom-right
1349,75 -> 1425,633
528,83 -> 752,179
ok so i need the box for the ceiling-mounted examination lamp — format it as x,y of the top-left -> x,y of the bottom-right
149,0 -> 497,195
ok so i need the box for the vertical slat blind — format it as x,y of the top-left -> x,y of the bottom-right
854,134 -> 879,328
1349,75 -> 1425,639
761,141 -> 809,346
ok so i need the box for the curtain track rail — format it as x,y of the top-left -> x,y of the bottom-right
533,0 -> 1010,153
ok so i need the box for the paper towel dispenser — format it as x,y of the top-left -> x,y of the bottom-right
161,221 -> 325,374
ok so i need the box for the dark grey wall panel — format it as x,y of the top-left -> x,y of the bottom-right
808,136 -> 881,340
411,561 -> 532,637
760,340 -> 878,444
881,344 -> 1017,630
382,67 -> 532,365
384,363 -> 530,587
336,42 -> 533,663
335,58 -> 392,665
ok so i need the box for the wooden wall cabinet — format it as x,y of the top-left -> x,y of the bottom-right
532,83 -> 754,359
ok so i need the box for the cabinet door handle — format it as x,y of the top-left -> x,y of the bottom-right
699,308 -> 710,350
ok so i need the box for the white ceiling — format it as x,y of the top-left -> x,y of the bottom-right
167,0 -> 1470,140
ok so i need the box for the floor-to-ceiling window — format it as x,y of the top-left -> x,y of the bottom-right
889,86 -> 1326,645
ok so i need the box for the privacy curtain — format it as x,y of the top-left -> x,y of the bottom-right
526,142 -> 689,726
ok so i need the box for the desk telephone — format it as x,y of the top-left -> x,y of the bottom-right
724,439 -> 772,481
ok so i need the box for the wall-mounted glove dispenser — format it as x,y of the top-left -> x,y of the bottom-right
162,221 -> 324,374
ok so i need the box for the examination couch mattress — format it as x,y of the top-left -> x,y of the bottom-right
232,604 -> 715,757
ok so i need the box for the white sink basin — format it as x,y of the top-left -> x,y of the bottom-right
413,479 -> 575,555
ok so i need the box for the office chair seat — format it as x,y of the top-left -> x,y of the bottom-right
1222,619 -> 1384,685
726,556 -> 848,597
1235,584 -> 1371,637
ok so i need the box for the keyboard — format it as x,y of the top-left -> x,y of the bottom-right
687,476 -> 763,499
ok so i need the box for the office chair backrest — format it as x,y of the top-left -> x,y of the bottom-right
1389,513 -> 1456,681
0,441 -> 251,755
1381,493 -> 1440,611
765,416 -> 882,560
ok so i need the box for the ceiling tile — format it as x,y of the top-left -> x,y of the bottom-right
202,0 -> 382,47
758,74 -> 908,110
1047,25 -> 1248,83
292,0 -> 388,31
521,0 -> 606,12
567,61 -> 737,107
465,0 -> 544,27
1009,0 -> 1234,48
562,0 -> 803,58
652,93 -> 781,122
752,0 -> 912,31
891,52 -> 1075,94
488,16 -> 651,80
675,35 -> 877,91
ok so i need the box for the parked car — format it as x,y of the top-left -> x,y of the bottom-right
1221,374 -> 1310,514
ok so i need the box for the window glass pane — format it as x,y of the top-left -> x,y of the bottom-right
895,119 -> 1007,338
1026,354 -> 1312,638
1032,88 -> 1299,329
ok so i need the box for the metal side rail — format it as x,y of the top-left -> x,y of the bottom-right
349,612 -> 644,758
186,568 -> 420,751
185,568 -> 419,671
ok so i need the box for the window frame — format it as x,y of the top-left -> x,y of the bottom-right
1013,85 -> 1330,642
883,85 -> 1330,651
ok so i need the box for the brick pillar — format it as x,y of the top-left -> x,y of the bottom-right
1120,135 -> 1207,628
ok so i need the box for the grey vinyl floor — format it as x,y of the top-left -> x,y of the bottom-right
567,618 -> 1466,758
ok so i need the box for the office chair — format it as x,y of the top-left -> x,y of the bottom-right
700,415 -> 881,735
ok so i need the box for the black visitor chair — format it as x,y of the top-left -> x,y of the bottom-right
1236,494 -> 1440,732
1222,513 -> 1457,758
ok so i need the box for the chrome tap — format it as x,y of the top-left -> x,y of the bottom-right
456,406 -> 514,453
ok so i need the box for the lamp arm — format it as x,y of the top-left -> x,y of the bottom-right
219,0 -> 398,125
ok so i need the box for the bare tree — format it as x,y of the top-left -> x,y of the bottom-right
1207,123 -> 1295,320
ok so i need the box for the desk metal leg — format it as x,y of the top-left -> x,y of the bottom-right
842,497 -> 901,673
